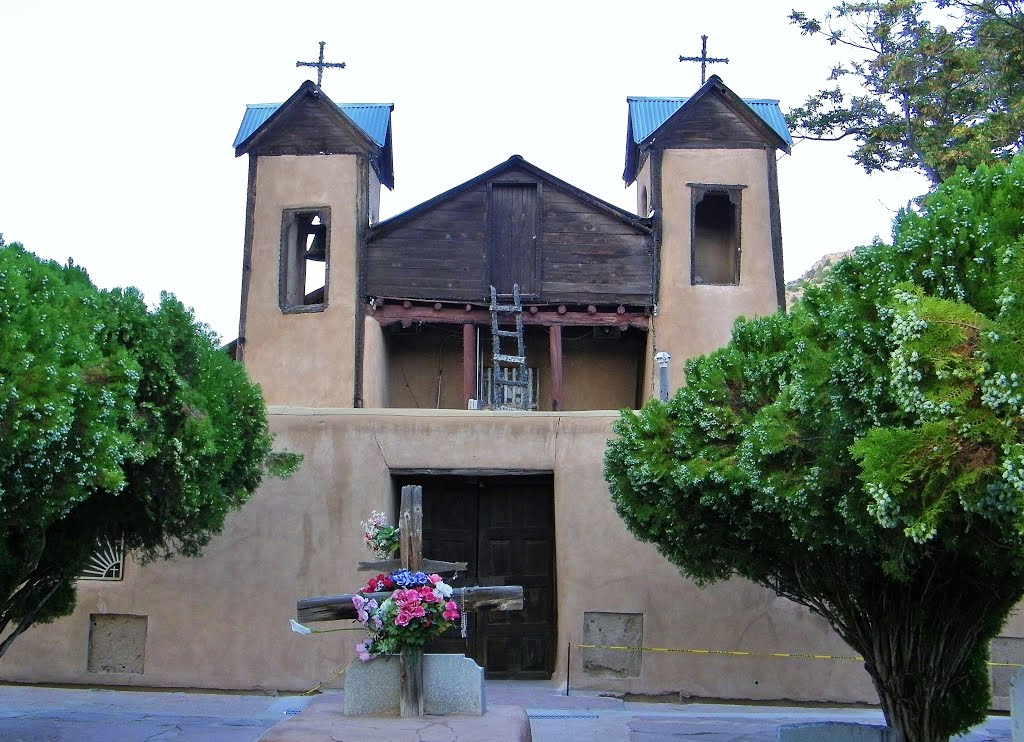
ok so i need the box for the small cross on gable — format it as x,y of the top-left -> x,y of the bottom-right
679,35 -> 729,85
296,41 -> 346,88
296,485 -> 524,717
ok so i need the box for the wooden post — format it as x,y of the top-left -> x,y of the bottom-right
399,485 -> 423,573
462,323 -> 476,409
549,325 -> 563,412
400,650 -> 424,717
398,486 -> 424,716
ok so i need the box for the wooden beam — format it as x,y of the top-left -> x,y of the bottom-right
370,304 -> 649,329
390,468 -> 555,478
549,325 -> 563,412
358,558 -> 468,573
296,585 -> 525,623
462,323 -> 475,409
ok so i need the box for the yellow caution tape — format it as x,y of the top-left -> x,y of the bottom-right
304,664 -> 347,695
576,643 -> 1023,667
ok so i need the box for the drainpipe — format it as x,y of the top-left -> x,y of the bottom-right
655,351 -> 672,402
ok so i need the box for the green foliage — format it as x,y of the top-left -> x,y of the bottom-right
605,155 -> 1024,741
787,1 -> 1024,184
0,243 -> 300,654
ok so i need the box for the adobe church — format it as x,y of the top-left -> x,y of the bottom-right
0,73 -> 890,704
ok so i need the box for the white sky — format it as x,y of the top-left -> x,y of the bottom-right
1,1 -> 931,342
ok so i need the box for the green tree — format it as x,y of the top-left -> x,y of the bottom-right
605,155 -> 1024,742
787,1 -> 1024,184
0,243 -> 299,657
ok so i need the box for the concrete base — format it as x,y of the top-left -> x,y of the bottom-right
343,654 -> 485,715
779,721 -> 900,741
1010,666 -> 1024,741
257,695 -> 531,742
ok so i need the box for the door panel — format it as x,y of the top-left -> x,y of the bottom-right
479,482 -> 555,679
489,183 -> 538,295
409,475 -> 555,679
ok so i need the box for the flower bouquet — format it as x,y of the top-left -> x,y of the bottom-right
361,511 -> 400,559
352,569 -> 460,662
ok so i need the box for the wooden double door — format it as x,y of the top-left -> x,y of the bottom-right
395,474 -> 556,679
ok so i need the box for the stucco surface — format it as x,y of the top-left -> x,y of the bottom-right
242,154 -> 361,408
655,148 -> 781,391
0,409 -> 880,705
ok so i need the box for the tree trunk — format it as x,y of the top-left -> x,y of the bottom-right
823,557 -> 1020,742
0,578 -> 62,660
775,547 -> 1024,742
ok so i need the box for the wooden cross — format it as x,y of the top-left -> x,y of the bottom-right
296,41 -> 346,88
296,485 -> 524,717
679,34 -> 729,85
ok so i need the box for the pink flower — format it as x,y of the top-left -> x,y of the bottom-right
395,610 -> 414,627
443,600 -> 460,621
355,641 -> 373,662
352,595 -> 370,623
393,588 -> 420,607
428,574 -> 442,585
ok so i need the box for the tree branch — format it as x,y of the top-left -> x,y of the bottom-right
0,579 -> 62,659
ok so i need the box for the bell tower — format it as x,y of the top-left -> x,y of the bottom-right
232,81 -> 393,408
624,75 -> 791,394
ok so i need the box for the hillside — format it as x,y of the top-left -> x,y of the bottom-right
785,250 -> 854,307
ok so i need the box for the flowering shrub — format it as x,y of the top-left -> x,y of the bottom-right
353,569 -> 459,661
361,511 -> 400,559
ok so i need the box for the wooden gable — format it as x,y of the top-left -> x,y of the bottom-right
654,93 -> 778,150
643,77 -> 789,153
236,81 -> 377,158
366,157 -> 654,307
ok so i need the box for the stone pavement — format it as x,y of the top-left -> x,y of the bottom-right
0,680 -> 1012,741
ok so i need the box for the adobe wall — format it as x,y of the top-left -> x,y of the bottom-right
372,326 -> 644,412
0,409 -> 877,704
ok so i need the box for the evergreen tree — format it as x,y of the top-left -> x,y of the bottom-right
605,156 -> 1024,742
0,244 -> 299,657
788,1 -> 1024,184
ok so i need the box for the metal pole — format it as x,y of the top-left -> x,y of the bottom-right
565,641 -> 571,696
655,351 -> 672,402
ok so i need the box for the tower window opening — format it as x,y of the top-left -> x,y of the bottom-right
280,207 -> 329,311
691,189 -> 740,285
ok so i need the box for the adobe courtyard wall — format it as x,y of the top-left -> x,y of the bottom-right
1,409 -> 878,703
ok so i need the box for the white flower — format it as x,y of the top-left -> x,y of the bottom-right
290,619 -> 313,635
436,582 -> 453,598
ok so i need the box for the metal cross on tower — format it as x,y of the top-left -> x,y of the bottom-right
679,35 -> 729,85
296,41 -> 346,87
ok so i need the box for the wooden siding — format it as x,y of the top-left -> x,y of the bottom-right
367,167 -> 654,306
367,189 -> 488,300
247,95 -> 371,156
654,93 -> 771,150
540,190 -> 654,304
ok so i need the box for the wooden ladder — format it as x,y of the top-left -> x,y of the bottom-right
488,284 -> 530,410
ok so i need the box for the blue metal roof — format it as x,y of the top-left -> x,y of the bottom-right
627,96 -> 792,146
232,102 -> 393,149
